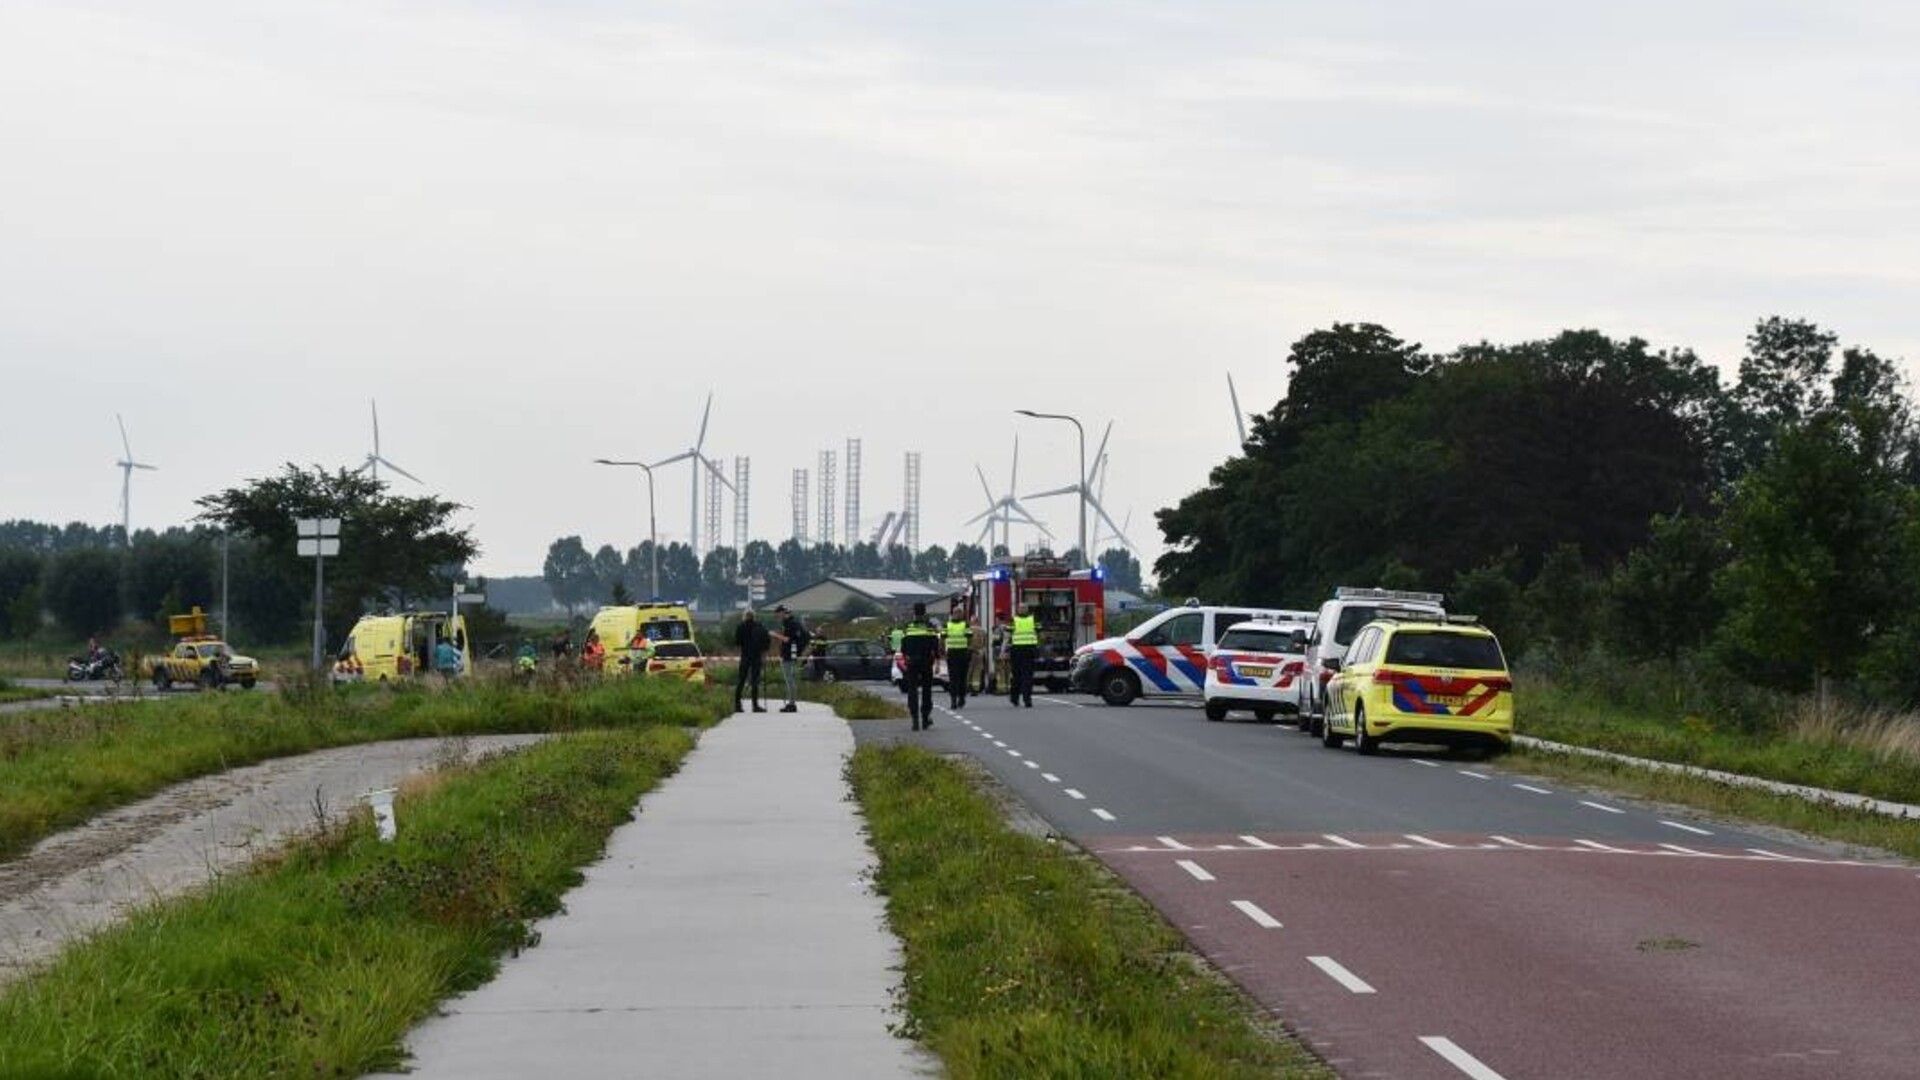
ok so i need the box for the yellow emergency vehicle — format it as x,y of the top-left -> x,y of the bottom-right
143,608 -> 260,690
587,603 -> 697,676
1322,616 -> 1513,755
333,611 -> 472,682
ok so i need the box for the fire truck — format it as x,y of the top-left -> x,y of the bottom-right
964,553 -> 1106,693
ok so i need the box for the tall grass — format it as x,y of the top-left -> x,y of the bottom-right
0,673 -> 731,862
0,725 -> 698,1078
1786,697 -> 1920,767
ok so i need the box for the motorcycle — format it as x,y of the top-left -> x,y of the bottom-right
66,649 -> 124,683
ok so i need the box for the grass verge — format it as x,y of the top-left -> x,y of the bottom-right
850,744 -> 1327,1078
1525,677 -> 1920,806
797,679 -> 909,720
0,679 -> 55,705
1510,743 -> 1920,861
0,674 -> 730,863
0,725 -> 697,1078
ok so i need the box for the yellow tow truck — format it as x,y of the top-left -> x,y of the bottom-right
144,608 -> 261,691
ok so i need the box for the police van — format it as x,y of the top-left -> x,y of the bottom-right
1299,587 -> 1446,734
1070,602 -> 1315,706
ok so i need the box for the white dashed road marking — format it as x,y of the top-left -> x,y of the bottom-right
1659,843 -> 1706,855
1024,760 -> 1039,769
1064,789 -> 1086,800
1041,773 -> 1060,783
1232,900 -> 1283,929
1512,783 -> 1553,794
1573,839 -> 1629,853
1421,1036 -> 1509,1080
1489,835 -> 1540,849
1157,836 -> 1192,850
1175,859 -> 1215,882
1091,808 -> 1116,821
1661,820 -> 1713,836
1405,834 -> 1453,849
1458,770 -> 1491,780
1747,848 -> 1793,860
1323,834 -> 1365,849
1239,835 -> 1278,849
992,740 -> 1007,748
1307,955 -> 1377,994
1005,749 -> 1021,757
1579,800 -> 1626,814
1410,758 -> 1440,767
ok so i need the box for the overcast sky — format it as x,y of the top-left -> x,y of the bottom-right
3,0 -> 1915,578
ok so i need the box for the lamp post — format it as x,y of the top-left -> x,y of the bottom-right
1015,409 -> 1086,568
594,458 -> 659,598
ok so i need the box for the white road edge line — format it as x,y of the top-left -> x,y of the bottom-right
1512,783 -> 1553,794
1175,859 -> 1216,882
1232,900 -> 1282,929
1658,842 -> 1706,855
1573,839 -> 1630,852
1239,835 -> 1278,849
1660,820 -> 1714,836
1489,835 -> 1540,849
1063,788 -> 1086,800
1579,800 -> 1626,814
1421,1036 -> 1508,1080
1041,773 -> 1060,783
1091,807 -> 1116,821
1307,955 -> 1377,994
1323,834 -> 1365,849
1747,848 -> 1795,860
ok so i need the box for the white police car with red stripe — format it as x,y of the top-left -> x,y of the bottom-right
1070,602 -> 1313,706
1202,618 -> 1314,721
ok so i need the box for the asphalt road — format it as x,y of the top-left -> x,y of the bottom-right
853,689 -> 1920,1079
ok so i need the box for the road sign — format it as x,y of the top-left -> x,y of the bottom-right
295,518 -> 342,538
455,592 -> 486,604
297,538 -> 341,557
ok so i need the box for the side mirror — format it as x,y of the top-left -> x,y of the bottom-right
1323,658 -> 1343,672
1289,630 -> 1307,651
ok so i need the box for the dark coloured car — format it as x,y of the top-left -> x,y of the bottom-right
808,639 -> 891,682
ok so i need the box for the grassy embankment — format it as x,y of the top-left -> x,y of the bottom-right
851,744 -> 1327,1078
0,672 -> 730,863
1517,673 -> 1920,858
0,724 -> 701,1077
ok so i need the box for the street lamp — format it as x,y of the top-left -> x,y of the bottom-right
594,459 -> 659,598
1014,409 -> 1086,568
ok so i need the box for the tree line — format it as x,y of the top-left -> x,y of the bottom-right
1157,318 -> 1920,706
541,536 -> 1146,615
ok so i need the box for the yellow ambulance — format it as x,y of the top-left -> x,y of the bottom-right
333,611 -> 472,682
588,603 -> 697,675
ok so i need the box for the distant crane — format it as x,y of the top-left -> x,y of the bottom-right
650,392 -> 734,554
113,413 -> 157,546
352,399 -> 421,484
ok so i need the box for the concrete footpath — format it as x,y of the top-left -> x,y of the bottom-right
376,705 -> 931,1080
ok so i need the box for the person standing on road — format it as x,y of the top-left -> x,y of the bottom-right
899,602 -> 939,730
1008,603 -> 1039,708
776,605 -> 811,713
733,610 -> 771,713
943,607 -> 972,710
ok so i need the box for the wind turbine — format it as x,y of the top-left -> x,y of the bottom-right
963,437 -> 1051,550
114,414 -> 157,546
352,399 -> 422,484
1227,372 -> 1249,446
1023,421 -> 1137,557
651,392 -> 734,554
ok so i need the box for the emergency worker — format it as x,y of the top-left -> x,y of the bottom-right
943,607 -> 972,709
899,602 -> 939,730
1008,603 -> 1039,708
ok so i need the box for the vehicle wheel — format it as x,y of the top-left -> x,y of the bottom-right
1320,716 -> 1344,748
822,669 -> 838,683
1097,668 -> 1139,707
1254,707 -> 1276,723
201,669 -> 220,691
154,670 -> 170,691
1354,706 -> 1379,755
1204,699 -> 1228,721
239,678 -> 256,690
1295,713 -> 1313,732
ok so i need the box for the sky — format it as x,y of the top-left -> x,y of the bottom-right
2,0 -> 1916,578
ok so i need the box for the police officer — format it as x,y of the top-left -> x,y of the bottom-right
943,606 -> 972,710
899,602 -> 939,730
1008,603 -> 1039,708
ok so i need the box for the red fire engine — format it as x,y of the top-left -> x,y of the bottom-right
964,553 -> 1106,693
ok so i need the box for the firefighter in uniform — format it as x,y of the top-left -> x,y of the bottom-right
900,602 -> 940,730
943,608 -> 972,710
1008,604 -> 1039,708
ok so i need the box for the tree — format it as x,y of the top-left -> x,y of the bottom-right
542,536 -> 595,617
1097,547 -> 1142,593
700,546 -> 743,611
913,544 -> 951,583
0,550 -> 42,640
591,544 -> 627,601
1605,514 -> 1725,660
44,547 -> 124,639
659,543 -> 702,600
1450,558 -> 1526,655
123,529 -> 217,630
1522,544 -> 1600,657
950,543 -> 989,577
846,542 -> 883,578
882,544 -> 913,579
610,580 -> 634,605
196,466 -> 477,644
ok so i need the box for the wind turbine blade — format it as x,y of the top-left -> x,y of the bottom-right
975,464 -> 996,504
699,454 -> 735,492
1087,422 -> 1113,485
651,451 -> 696,468
351,457 -> 374,475
1008,436 -> 1020,495
377,457 -> 422,484
370,398 -> 381,454
1228,373 -> 1248,445
962,506 -> 997,527
1022,484 -> 1080,501
133,463 -> 158,472
976,519 -> 996,545
1088,497 -> 1136,554
117,414 -> 131,458
695,392 -> 713,451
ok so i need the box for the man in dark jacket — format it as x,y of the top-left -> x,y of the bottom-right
733,610 -> 771,713
899,601 -> 939,731
776,605 -> 811,713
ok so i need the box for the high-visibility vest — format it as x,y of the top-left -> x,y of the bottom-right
945,620 -> 970,649
903,623 -> 937,640
1011,615 -> 1039,646
890,627 -> 905,651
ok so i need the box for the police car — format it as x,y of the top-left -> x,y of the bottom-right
1071,602 -> 1316,706
1202,618 -> 1313,721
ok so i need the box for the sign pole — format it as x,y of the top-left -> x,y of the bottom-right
312,545 -> 325,671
